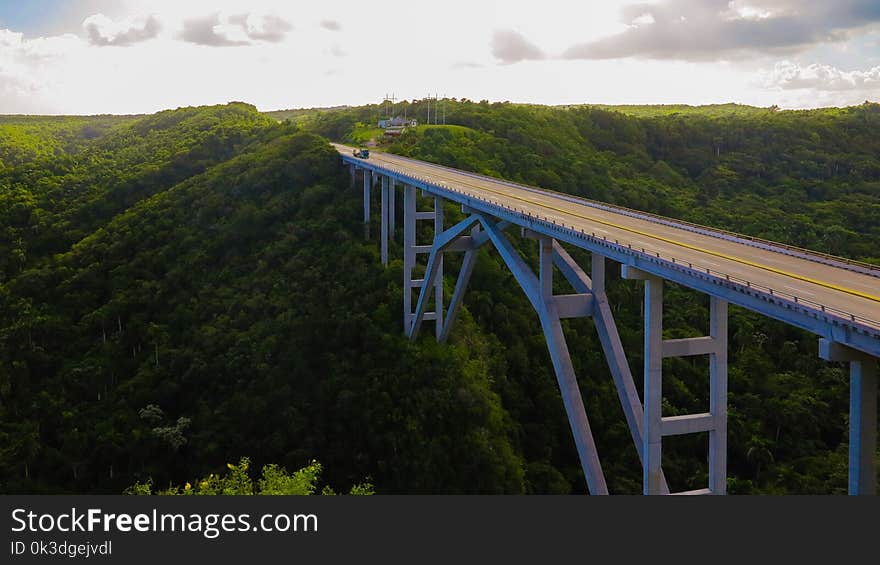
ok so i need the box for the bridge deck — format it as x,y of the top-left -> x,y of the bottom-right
336,144 -> 880,339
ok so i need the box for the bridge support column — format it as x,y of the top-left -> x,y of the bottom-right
411,210 -> 507,343
403,189 -> 444,335
380,176 -> 389,266
708,297 -> 729,495
583,252 -> 670,494
622,266 -> 728,495
363,169 -> 371,240
819,339 -> 877,495
389,178 -> 396,241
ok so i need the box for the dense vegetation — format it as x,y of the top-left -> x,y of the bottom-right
126,457 -> 373,495
0,99 -> 876,495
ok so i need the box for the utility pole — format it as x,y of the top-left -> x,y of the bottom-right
384,93 -> 397,117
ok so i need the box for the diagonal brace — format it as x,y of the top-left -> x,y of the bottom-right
479,216 -> 609,495
553,244 -> 670,494
409,215 -> 481,338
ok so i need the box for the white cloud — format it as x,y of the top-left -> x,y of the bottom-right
83,13 -> 161,46
230,13 -> 292,42
722,1 -> 775,21
759,60 -> 880,91
631,13 -> 656,26
0,29 -> 85,112
178,12 -> 292,46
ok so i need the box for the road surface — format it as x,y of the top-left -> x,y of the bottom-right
336,144 -> 880,329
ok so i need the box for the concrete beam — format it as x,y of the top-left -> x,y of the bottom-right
554,294 -> 594,319
662,336 -> 720,358
819,339 -> 875,363
621,264 -> 656,281
670,488 -> 712,496
662,413 -> 715,436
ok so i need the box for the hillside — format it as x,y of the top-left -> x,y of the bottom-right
0,104 -> 522,494
1,100 -> 876,494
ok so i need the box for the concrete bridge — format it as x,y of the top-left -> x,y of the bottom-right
337,143 -> 879,495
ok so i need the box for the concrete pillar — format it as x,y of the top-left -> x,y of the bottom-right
389,178 -> 396,240
539,237 -> 553,299
643,276 -> 664,495
433,197 -> 444,336
820,339 -> 877,495
849,359 -> 877,495
403,185 -> 417,330
709,297 -> 728,495
363,169 -> 371,239
381,176 -> 389,266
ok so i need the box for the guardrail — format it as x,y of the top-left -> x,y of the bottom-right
381,151 -> 880,279
345,155 -> 880,338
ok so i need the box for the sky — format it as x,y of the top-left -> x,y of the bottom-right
0,0 -> 879,114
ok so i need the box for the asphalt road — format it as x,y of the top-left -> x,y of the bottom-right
336,144 -> 880,328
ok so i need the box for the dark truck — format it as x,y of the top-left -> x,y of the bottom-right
353,148 -> 370,159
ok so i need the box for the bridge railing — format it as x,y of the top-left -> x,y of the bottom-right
347,158 -> 880,337
377,151 -> 880,279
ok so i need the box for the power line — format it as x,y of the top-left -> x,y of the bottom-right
383,93 -> 397,117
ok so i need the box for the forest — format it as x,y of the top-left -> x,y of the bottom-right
0,99 -> 877,494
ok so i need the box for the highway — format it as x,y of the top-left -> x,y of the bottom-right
335,144 -> 880,330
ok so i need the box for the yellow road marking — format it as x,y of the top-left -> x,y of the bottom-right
362,150 -> 880,304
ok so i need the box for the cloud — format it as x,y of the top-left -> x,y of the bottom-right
179,12 -> 292,46
759,60 -> 880,90
0,29 -> 81,62
229,13 -> 293,42
180,13 -> 248,46
563,0 -> 880,61
491,29 -> 545,64
320,19 -> 342,31
0,29 -> 84,112
83,13 -> 161,47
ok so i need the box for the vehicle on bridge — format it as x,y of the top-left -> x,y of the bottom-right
353,148 -> 370,159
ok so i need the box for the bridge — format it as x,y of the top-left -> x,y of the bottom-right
335,142 -> 880,495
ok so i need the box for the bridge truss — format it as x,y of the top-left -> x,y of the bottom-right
346,155 -> 878,495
